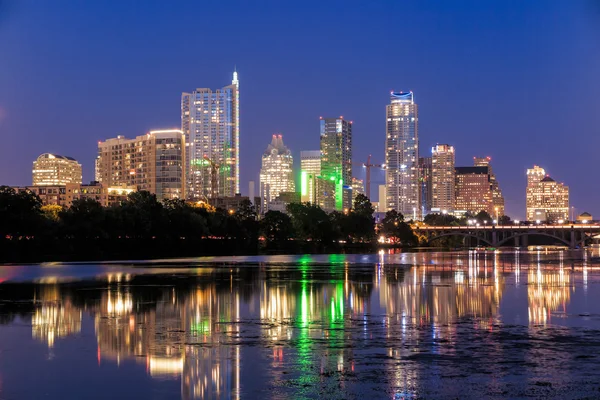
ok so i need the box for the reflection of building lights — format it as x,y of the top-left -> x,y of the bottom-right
148,357 -> 184,376
106,292 -> 133,315
527,270 -> 572,325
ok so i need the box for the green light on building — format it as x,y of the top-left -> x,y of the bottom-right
336,178 -> 343,210
301,171 -> 307,196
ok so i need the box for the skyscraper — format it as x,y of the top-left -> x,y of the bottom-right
526,166 -> 569,222
351,177 -> 365,201
182,71 -> 239,200
526,165 -> 546,187
319,117 -> 352,211
32,153 -> 82,186
300,150 -> 321,204
455,166 -> 493,215
378,184 -> 387,212
259,134 -> 295,212
385,92 -> 418,216
474,157 -> 505,216
97,129 -> 185,201
431,144 -> 455,212
418,156 -> 432,218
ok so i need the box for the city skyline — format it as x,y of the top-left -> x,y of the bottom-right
1,1 -> 599,218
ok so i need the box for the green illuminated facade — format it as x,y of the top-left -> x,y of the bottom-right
319,117 -> 352,210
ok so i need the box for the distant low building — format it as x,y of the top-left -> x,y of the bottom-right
266,191 -> 301,214
209,194 -> 261,215
12,182 -> 133,208
577,212 -> 592,223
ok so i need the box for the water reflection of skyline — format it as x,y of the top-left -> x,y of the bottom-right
16,252 -> 600,398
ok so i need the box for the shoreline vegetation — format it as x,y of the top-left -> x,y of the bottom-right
0,186 -> 569,263
1,187 -> 418,263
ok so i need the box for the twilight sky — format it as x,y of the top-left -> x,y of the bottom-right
0,0 -> 599,218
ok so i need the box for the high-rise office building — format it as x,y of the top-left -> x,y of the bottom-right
97,129 -> 185,201
526,166 -> 569,222
182,71 -> 239,200
300,150 -> 321,204
527,165 -> 546,187
351,177 -> 364,201
431,144 -> 455,212
418,157 -> 432,218
32,153 -> 82,186
259,134 -> 295,212
455,166 -> 494,215
319,117 -> 352,211
378,184 -> 387,212
385,92 -> 418,215
300,150 -> 321,175
474,156 -> 505,216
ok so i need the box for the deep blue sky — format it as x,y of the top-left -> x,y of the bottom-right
1,0 -> 599,218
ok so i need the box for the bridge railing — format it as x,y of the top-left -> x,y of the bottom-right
415,225 -> 600,230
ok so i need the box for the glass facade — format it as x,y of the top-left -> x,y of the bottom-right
319,117 -> 352,211
431,144 -> 455,212
182,71 -> 239,200
259,135 -> 295,212
385,92 -> 418,216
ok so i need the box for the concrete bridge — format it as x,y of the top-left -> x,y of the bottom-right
414,224 -> 600,249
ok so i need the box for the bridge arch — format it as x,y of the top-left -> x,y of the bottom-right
424,232 -> 493,247
496,232 -> 571,247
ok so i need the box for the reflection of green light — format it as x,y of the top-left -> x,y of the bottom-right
191,320 -> 210,333
328,254 -> 345,264
298,254 -> 312,266
331,298 -> 335,320
301,285 -> 308,327
337,284 -> 344,318
301,171 -> 307,196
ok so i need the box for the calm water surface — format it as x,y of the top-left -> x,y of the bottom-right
1,250 -> 600,399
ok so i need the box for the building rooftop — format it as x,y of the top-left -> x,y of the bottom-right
455,166 -> 488,175
540,176 -> 556,183
264,134 -> 292,156
390,91 -> 414,103
38,153 -> 77,162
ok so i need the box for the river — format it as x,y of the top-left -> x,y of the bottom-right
0,250 -> 599,399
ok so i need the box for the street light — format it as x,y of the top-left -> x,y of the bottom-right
514,220 -> 520,225
535,219 -> 541,224
493,219 -> 497,225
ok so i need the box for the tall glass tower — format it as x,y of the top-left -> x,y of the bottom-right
260,134 -> 295,212
182,71 -> 240,200
385,92 -> 418,216
319,117 -> 352,211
